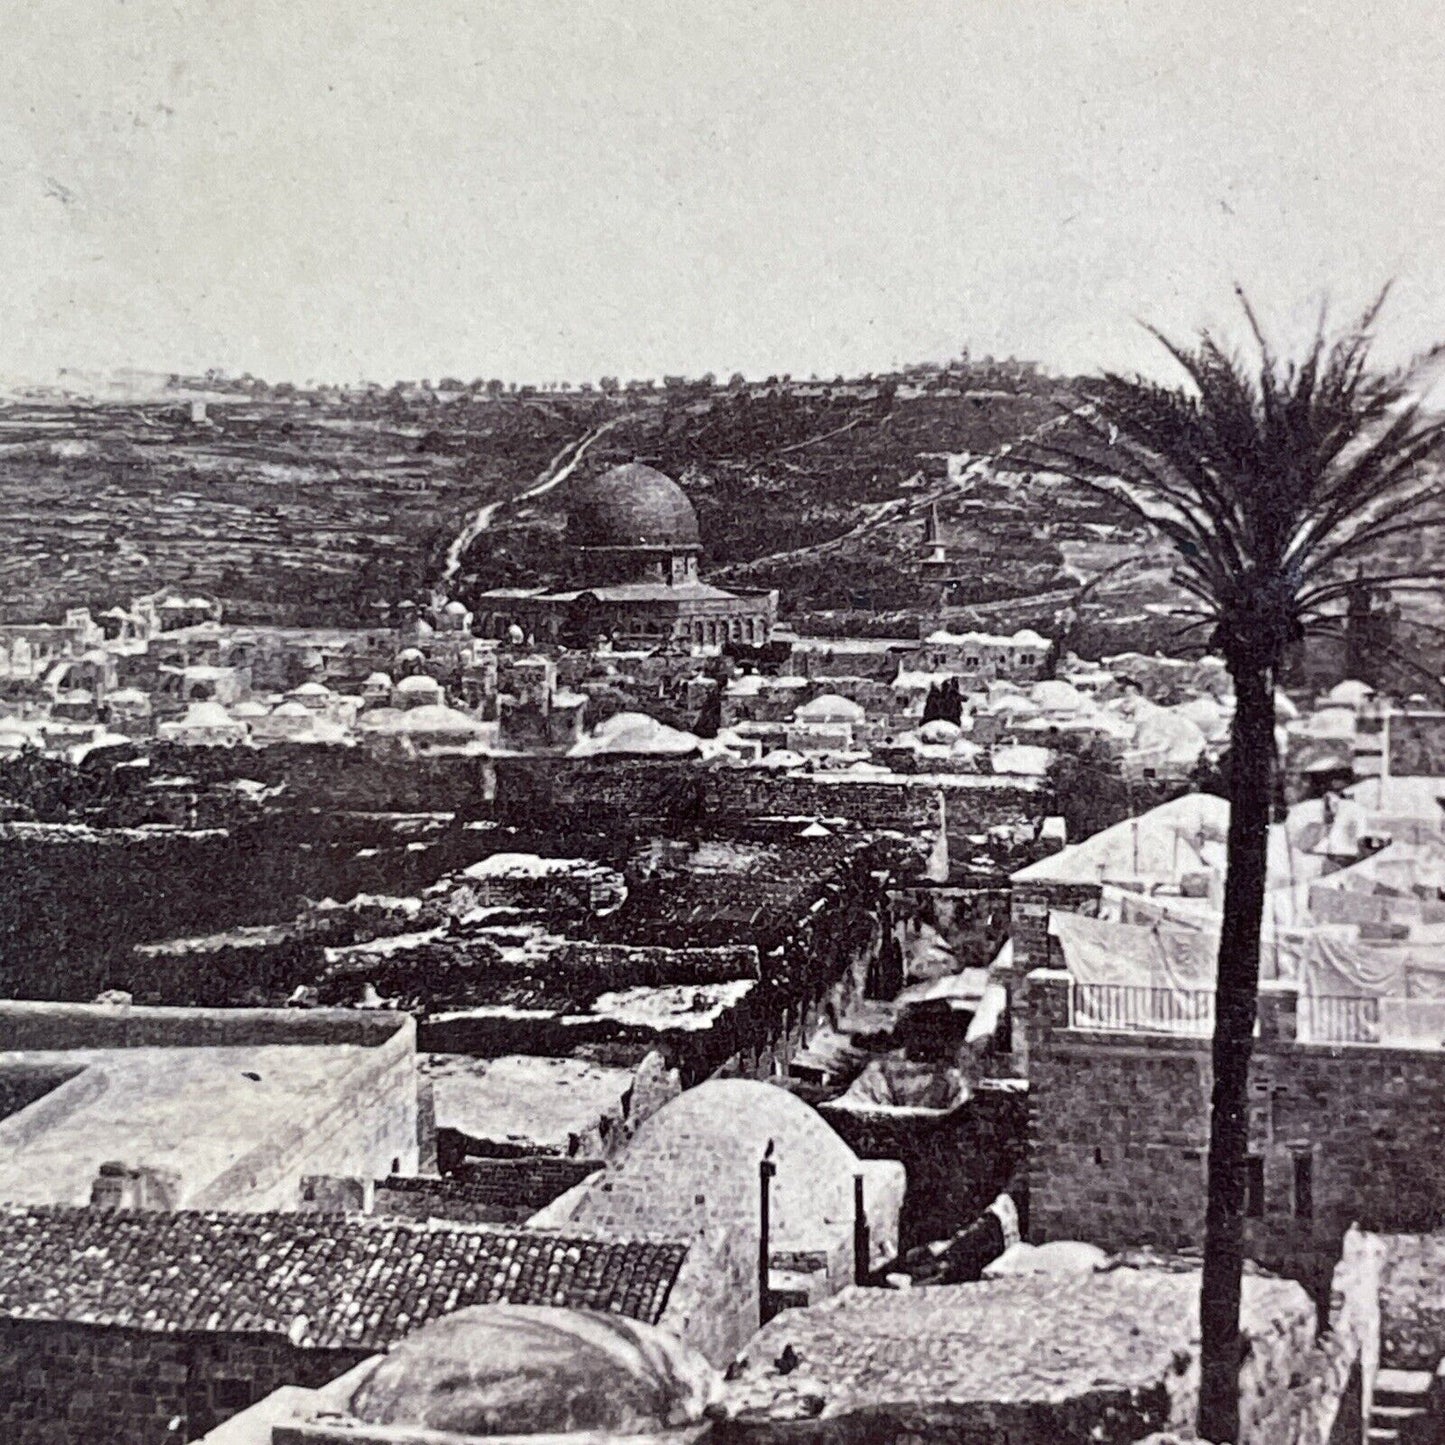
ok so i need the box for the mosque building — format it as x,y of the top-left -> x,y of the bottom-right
472,463 -> 777,649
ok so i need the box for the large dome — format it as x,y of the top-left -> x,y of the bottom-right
348,1305 -> 718,1436
568,464 -> 701,550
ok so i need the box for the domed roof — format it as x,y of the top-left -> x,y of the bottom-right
396,673 -> 442,694
567,711 -> 700,758
550,1079 -> 862,1251
1328,678 -> 1375,708
1031,679 -> 1084,714
349,1305 -> 718,1437
387,703 -> 484,734
181,700 -> 237,727
794,692 -> 865,723
568,464 -> 700,550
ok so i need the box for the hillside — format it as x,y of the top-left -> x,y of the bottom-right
1,368 -> 1165,633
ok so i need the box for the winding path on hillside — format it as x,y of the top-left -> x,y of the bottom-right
441,413 -> 634,583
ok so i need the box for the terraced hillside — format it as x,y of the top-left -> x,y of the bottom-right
0,395 -> 592,625
1,376 -> 1107,626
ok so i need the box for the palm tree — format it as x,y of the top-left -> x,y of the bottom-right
1026,291 -> 1445,1443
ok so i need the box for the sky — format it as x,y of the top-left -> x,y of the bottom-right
3,0 -> 1445,387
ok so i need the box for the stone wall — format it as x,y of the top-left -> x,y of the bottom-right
493,757 -> 1038,844
819,1080 -> 1028,1248
661,1225 -> 763,1369
1379,1233 -> 1445,1368
1024,969 -> 1445,1304
373,1158 -> 605,1223
0,1000 -> 407,1050
1239,1227 -> 1382,1445
1387,712 -> 1445,777
0,814 -> 485,999
1008,881 -> 1102,976
148,741 -> 497,816
0,1318 -> 369,1445
538,942 -> 760,987
0,1061 -> 83,1122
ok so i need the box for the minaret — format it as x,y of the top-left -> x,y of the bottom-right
919,502 -> 949,581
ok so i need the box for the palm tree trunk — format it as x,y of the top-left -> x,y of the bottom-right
1198,661 -> 1275,1442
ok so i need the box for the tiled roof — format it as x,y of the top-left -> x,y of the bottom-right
0,1206 -> 687,1349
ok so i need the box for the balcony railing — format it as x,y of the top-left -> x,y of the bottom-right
1069,982 -> 1383,1044
1070,983 -> 1215,1037
1297,994 -> 1380,1045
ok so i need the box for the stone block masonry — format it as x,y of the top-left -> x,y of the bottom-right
1024,968 -> 1445,1310
820,1079 -> 1028,1248
0,1318 -> 371,1445
492,756 -> 1039,845
374,1158 -> 604,1223
0,1205 -> 692,1440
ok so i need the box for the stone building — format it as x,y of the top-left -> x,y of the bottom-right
473,463 -> 777,649
1022,966 -> 1445,1302
918,626 -> 1050,683
0,1001 -> 423,1211
531,1078 -> 905,1347
0,1207 -> 695,1443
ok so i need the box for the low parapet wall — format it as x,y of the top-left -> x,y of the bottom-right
0,1000 -> 410,1051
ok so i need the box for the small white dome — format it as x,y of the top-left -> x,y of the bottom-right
793,693 -> 865,723
1327,679 -> 1375,709
1031,680 -> 1083,714
182,700 -> 236,727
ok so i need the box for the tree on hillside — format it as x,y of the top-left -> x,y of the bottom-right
921,677 -> 963,726
1026,292 -> 1445,1443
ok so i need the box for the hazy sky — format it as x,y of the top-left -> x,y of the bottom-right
4,0 -> 1445,385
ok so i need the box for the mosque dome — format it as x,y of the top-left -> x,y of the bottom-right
348,1305 -> 718,1437
568,464 -> 701,551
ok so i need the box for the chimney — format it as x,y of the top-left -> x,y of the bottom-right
759,1142 -> 776,1327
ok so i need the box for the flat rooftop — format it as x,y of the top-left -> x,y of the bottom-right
0,1002 -> 412,1209
422,1052 -> 633,1153
731,1268 -> 1311,1426
0,1043 -> 388,1207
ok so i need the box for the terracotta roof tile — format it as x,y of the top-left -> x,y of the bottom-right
0,1206 -> 687,1349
